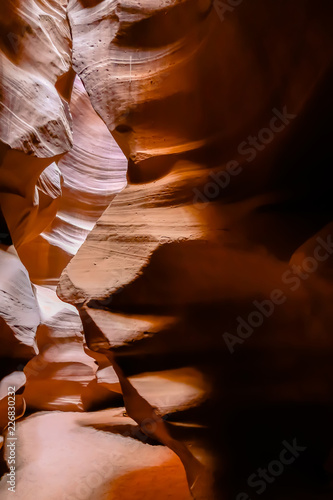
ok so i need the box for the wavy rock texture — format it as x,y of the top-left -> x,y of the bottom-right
0,0 -> 73,248
0,246 -> 38,446
57,1 -> 333,498
15,75 -> 127,412
22,285 -> 112,412
19,76 -> 127,284
0,1 -> 333,499
0,246 -> 39,360
0,0 -> 72,156
0,0 -> 125,446
0,0 -> 73,437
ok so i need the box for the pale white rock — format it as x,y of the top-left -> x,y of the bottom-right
19,76 -> 127,284
0,246 -> 39,358
37,162 -> 63,202
0,372 -> 26,401
0,0 -> 73,249
43,77 -> 127,256
0,0 -> 72,156
0,371 -> 26,439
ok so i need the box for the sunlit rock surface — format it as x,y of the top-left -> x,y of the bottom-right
0,246 -> 38,449
19,76 -> 127,285
0,410 -> 192,500
0,0 -> 72,156
13,75 -> 128,412
57,1 -> 333,498
0,0 -> 73,248
0,1 -> 333,499
0,246 -> 39,360
0,371 -> 26,450
22,286 -> 98,411
0,0 -> 127,442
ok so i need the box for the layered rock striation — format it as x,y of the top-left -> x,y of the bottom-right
58,1 -> 333,498
1,1 -> 333,499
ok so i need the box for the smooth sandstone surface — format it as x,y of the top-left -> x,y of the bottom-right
57,2 -> 333,498
0,0 -> 72,156
0,0 -> 73,247
0,1 -> 333,499
19,76 -> 127,284
0,410 -> 192,500
22,285 -> 100,411
60,0 -> 333,304
0,246 -> 39,359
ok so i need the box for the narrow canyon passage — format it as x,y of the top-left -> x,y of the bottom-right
1,1 -> 333,499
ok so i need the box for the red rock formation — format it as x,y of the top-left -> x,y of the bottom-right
0,245 -> 38,451
1,1 -> 333,499
58,1 -> 333,498
0,0 -> 73,247
0,1 -> 72,430
19,76 -> 127,285
0,51 -> 127,411
0,410 -> 192,500
16,76 -> 127,412
0,246 -> 39,359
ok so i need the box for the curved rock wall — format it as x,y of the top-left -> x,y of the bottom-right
19,76 -> 127,285
58,1 -> 333,498
0,0 -> 73,247
1,1 -> 333,499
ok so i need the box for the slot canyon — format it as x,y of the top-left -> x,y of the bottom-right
0,1 -> 333,499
